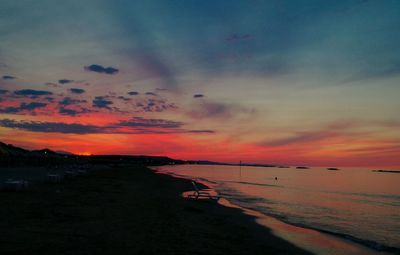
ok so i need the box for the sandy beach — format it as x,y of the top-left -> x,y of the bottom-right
0,164 -> 312,255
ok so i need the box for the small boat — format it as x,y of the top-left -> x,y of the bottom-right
327,168 -> 340,171
296,166 -> 309,169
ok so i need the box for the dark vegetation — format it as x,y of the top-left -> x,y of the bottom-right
0,142 -> 184,167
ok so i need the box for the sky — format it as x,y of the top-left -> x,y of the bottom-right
0,0 -> 399,167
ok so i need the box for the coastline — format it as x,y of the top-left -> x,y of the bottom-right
0,164 -> 312,254
152,167 -> 398,255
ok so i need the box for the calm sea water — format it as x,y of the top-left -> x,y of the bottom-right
154,165 -> 400,251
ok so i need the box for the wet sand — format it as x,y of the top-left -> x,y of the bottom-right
0,165 -> 311,255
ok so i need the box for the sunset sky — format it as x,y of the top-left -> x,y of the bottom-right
0,0 -> 399,167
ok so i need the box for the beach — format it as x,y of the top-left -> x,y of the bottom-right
0,164 -> 311,255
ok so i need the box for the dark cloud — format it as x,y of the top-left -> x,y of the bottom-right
2,75 -> 16,80
92,96 -> 113,109
59,97 -> 87,106
117,96 -> 131,101
58,101 -> 92,116
193,94 -> 204,98
187,130 -> 215,133
128,91 -> 139,96
57,96 -> 91,116
59,107 -> 79,116
69,88 -> 85,94
0,89 -> 8,94
0,117 -> 215,135
145,92 -> 157,96
115,117 -> 214,134
14,89 -> 53,96
135,99 -> 176,113
0,119 -> 102,134
58,79 -> 74,84
0,107 -> 19,114
117,117 -> 183,129
19,102 -> 47,111
84,64 -> 119,75
0,102 -> 47,114
58,106 -> 92,116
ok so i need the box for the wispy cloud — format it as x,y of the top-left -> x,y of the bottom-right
117,117 -> 183,129
0,119 -> 102,134
14,89 -> 52,96
263,131 -> 336,147
259,120 -> 363,147
114,117 -> 215,134
187,100 -> 253,120
0,117 -> 215,135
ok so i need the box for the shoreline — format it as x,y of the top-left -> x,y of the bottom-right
152,167 -> 397,255
0,164 -> 312,254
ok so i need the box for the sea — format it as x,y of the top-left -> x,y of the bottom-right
153,164 -> 400,254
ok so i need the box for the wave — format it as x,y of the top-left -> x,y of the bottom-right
222,188 -> 400,254
226,179 -> 400,207
326,190 -> 400,201
228,180 -> 400,202
298,224 -> 400,253
225,180 -> 283,188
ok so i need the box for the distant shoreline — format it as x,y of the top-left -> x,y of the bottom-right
372,170 -> 400,174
